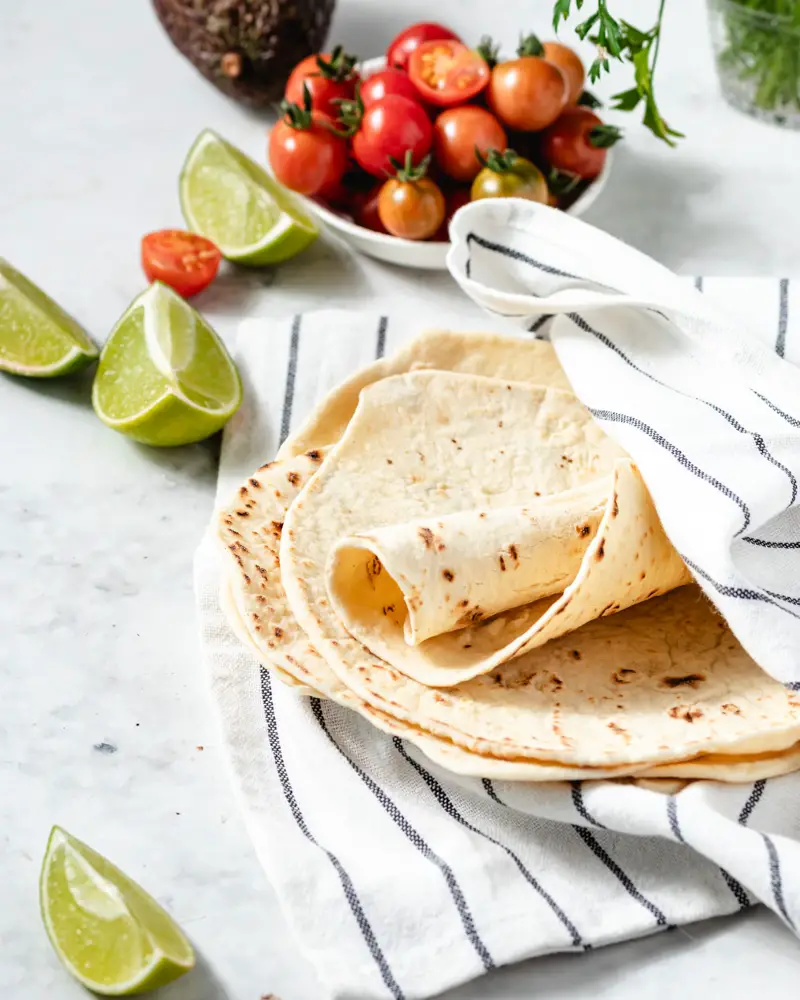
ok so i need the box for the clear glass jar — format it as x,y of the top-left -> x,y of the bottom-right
707,0 -> 800,128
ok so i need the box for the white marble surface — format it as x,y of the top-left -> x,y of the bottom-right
4,0 -> 800,997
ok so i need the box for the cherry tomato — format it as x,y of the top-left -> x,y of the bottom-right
408,40 -> 490,107
471,150 -> 549,204
542,41 -> 585,105
378,176 -> 445,240
141,231 -> 221,298
433,106 -> 507,182
360,68 -> 421,108
285,47 -> 359,117
351,183 -> 388,233
542,107 -> 621,179
386,22 -> 461,72
488,38 -> 568,130
269,101 -> 348,197
351,94 -> 433,177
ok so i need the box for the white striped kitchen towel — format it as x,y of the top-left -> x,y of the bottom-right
195,212 -> 800,1000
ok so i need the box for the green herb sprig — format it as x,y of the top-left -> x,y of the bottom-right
552,0 -> 683,145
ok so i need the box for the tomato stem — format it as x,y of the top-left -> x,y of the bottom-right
517,33 -> 545,58
315,45 -> 359,82
387,150 -> 431,182
279,83 -> 315,129
477,35 -> 501,68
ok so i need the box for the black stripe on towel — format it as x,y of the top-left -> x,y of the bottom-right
395,740 -> 585,949
375,316 -> 388,359
569,314 -> 798,510
739,779 -> 767,825
682,557 -> 800,619
529,314 -> 552,336
571,781 -> 607,829
764,834 -> 796,930
572,826 -> 671,927
665,797 -> 750,909
776,278 -> 789,358
754,390 -> 800,428
260,673 -> 405,999
587,408 -> 751,533
278,315 -> 301,446
465,232 -> 582,280
666,797 -> 684,842
311,701 -> 495,972
739,536 -> 800,550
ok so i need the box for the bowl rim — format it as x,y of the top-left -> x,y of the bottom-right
296,54 -> 613,251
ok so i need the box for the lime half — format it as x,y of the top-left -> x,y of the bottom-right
40,826 -> 195,996
92,281 -> 242,447
179,128 -> 318,265
0,258 -> 98,377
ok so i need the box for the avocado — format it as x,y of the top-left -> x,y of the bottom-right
153,0 -> 337,108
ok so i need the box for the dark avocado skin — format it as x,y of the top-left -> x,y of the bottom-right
152,0 -> 337,107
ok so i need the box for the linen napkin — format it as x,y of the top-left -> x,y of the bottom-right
195,215 -> 800,1000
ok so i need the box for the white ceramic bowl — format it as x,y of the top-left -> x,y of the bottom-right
295,56 -> 613,271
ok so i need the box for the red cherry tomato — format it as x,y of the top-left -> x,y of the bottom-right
542,107 -> 621,179
141,230 -> 221,298
408,40 -> 490,107
386,22 -> 461,72
351,94 -> 433,178
488,55 -> 568,130
378,175 -> 445,240
542,41 -> 585,105
268,109 -> 348,197
360,68 -> 421,108
285,48 -> 359,117
433,106 -> 507,182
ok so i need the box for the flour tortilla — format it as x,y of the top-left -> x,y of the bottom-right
219,452 -> 800,780
277,330 -> 573,459
281,391 -> 800,766
326,456 -> 691,686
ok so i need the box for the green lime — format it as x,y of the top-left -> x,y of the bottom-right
92,281 -> 242,447
40,826 -> 195,996
180,128 -> 318,265
0,258 -> 98,377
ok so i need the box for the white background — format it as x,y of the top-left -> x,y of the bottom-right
3,0 -> 800,997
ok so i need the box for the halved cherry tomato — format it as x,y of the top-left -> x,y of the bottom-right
408,40 -> 490,107
285,47 -> 359,117
542,108 -> 621,179
386,22 -> 461,72
471,149 -> 549,204
141,231 -> 221,298
268,93 -> 348,196
351,94 -> 433,177
360,68 -> 421,108
433,105 -> 507,182
542,41 -> 585,105
488,35 -> 568,130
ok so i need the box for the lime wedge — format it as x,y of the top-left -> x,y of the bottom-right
40,826 -> 195,995
180,128 -> 318,265
92,281 -> 242,447
0,258 -> 98,377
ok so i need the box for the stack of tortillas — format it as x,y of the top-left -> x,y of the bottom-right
218,330 -> 800,784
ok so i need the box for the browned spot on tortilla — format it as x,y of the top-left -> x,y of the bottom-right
721,703 -> 742,715
498,420 -> 504,428
611,492 -> 619,517
548,673 -> 563,692
417,451 -> 426,463
491,673 -> 504,686
463,643 -> 472,649
386,459 -> 393,465
235,509 -> 250,517
457,606 -> 485,626
561,454 -> 573,463
663,674 -> 705,689
551,707 -> 573,748
508,544 -> 519,563
442,569 -> 454,582
223,516 -> 233,526
243,574 -> 251,585
273,489 -> 282,498
273,626 -> 283,639
271,520 -> 284,536
479,512 -> 486,519
367,556 -> 382,579
255,595 -> 267,605
498,555 -> 506,571
600,601 -> 619,616
646,588 -> 658,598
331,640 -> 339,647
287,471 -> 300,486
640,570 -> 647,581
259,461 -> 274,471
612,668 -> 636,684
458,599 -> 469,608
534,491 -> 541,497
306,449 -> 322,462
255,565 -> 268,578
607,721 -> 628,740
433,692 -> 448,703
250,478 -> 264,490
577,523 -> 591,537
595,539 -> 605,560
239,486 -> 248,498
571,650 -> 582,660
668,706 -> 703,723
381,604 -> 396,616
